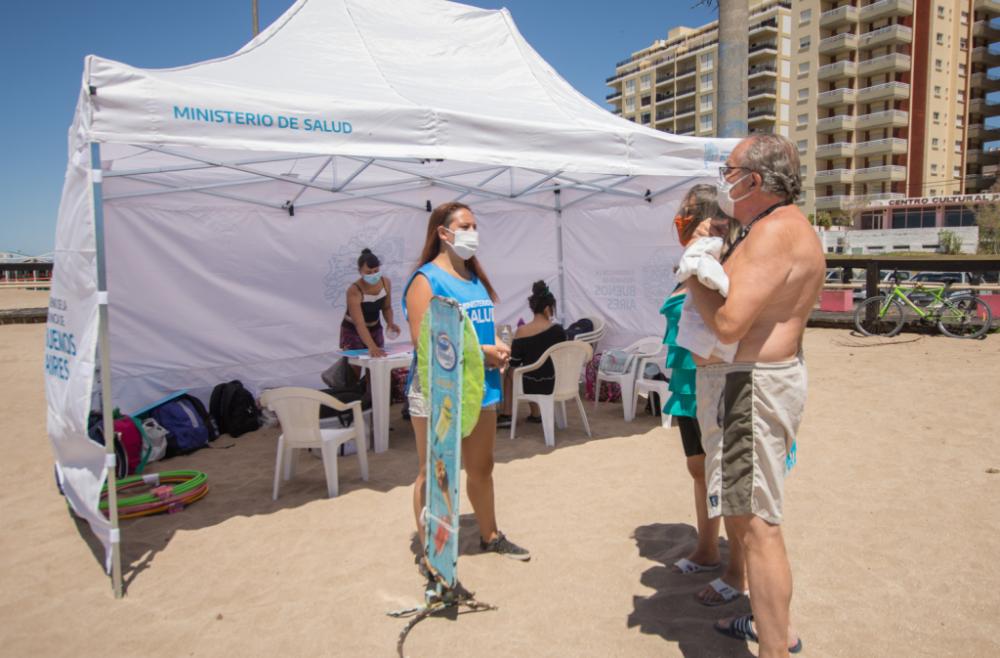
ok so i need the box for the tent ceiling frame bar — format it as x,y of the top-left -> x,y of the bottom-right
648,178 -> 697,201
134,145 -> 346,196
339,157 -> 551,208
529,172 -> 644,200
454,167 -> 510,202
339,157 -> 509,188
512,170 -> 563,198
559,176 -> 636,210
431,179 -> 554,211
288,156 -> 333,205
104,153 -> 309,178
294,180 -> 433,209
333,158 -> 374,192
104,173 -> 285,210
103,174 -> 274,201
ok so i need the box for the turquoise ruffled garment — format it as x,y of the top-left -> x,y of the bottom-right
660,293 -> 697,418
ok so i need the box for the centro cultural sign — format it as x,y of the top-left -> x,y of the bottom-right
869,193 -> 1000,208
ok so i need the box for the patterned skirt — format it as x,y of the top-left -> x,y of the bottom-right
340,318 -> 384,350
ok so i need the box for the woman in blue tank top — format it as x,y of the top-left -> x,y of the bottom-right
402,202 -> 530,562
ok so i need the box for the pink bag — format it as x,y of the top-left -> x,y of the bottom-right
584,353 -> 621,403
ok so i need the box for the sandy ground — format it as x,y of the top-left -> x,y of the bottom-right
1,325 -> 998,657
0,289 -> 49,310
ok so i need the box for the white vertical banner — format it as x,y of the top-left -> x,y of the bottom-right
46,131 -> 111,569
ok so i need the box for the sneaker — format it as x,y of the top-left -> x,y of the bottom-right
496,414 -> 512,428
480,532 -> 531,561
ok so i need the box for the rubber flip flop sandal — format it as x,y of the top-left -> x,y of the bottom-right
672,557 -> 722,574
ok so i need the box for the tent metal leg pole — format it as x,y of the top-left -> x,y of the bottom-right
554,187 -> 566,323
91,142 -> 123,599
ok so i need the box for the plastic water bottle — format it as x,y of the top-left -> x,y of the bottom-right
499,324 -> 513,346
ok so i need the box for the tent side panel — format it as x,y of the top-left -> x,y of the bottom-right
46,114 -> 110,569
561,185 -> 691,350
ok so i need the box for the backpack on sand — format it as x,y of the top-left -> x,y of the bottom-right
152,394 -> 217,457
210,380 -> 261,438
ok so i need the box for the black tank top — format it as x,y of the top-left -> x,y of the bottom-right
352,281 -> 386,326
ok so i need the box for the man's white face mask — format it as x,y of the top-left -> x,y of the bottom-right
718,171 -> 754,218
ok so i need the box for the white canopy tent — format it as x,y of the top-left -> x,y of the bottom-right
47,0 -> 736,595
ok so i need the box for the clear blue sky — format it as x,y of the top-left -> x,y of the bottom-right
0,0 -> 716,255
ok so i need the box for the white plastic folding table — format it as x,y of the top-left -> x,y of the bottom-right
345,347 -> 413,453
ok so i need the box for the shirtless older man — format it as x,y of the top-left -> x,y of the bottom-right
686,134 -> 824,658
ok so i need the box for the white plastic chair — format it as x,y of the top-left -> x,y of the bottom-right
509,341 -> 593,447
633,350 -> 673,429
260,387 -> 369,500
572,315 -> 606,352
593,336 -> 664,422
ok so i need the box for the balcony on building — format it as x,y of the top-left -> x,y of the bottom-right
820,4 -> 860,28
748,83 -> 777,100
972,45 -> 1000,65
969,123 -> 986,139
749,17 -> 778,35
675,86 -> 697,100
656,91 -> 675,104
968,149 -> 984,164
858,53 -> 911,77
971,70 -> 1000,90
675,104 -> 696,119
815,194 -> 853,210
985,123 -> 1000,140
819,32 -> 859,56
748,104 -> 777,124
856,81 -> 910,103
855,109 -> 909,130
973,19 -> 1000,39
676,122 -> 696,136
854,165 -> 907,183
606,90 -> 622,101
816,141 -> 856,158
860,0 -> 914,22
656,109 -> 675,122
858,24 -> 913,50
818,59 -> 859,81
815,168 -> 854,184
817,114 -> 857,133
974,0 -> 1000,16
748,41 -> 779,61
656,72 -> 676,87
748,64 -> 778,79
676,66 -> 697,80
817,87 -> 858,107
855,137 -> 908,157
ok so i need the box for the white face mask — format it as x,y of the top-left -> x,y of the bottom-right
718,172 -> 754,217
362,272 -> 382,285
445,228 -> 479,260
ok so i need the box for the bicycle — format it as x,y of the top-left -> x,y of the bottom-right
853,271 -> 994,339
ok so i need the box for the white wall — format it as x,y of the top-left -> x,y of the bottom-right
816,226 -> 979,255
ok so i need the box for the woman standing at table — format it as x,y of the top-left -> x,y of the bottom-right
403,201 -> 530,561
341,248 -> 401,357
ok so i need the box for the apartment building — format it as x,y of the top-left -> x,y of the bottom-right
605,1 -> 794,139
607,0 -> 1000,226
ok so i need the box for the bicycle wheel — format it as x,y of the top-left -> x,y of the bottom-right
854,296 -> 905,337
937,295 -> 993,339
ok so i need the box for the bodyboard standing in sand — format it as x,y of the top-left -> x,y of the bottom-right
388,296 -> 491,656
418,296 -> 483,587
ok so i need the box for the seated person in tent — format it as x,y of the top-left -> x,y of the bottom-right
341,248 -> 401,357
498,281 -> 567,428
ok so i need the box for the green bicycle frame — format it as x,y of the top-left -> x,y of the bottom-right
878,283 -> 949,319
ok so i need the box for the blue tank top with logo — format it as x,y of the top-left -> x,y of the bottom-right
403,262 -> 501,407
